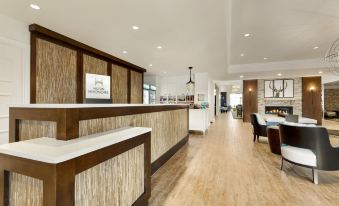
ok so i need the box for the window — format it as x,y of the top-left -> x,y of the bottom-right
230,93 -> 242,107
143,84 -> 156,104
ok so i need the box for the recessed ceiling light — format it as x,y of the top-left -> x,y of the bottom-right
163,71 -> 167,74
157,46 -> 162,49
244,33 -> 251,37
122,50 -> 127,54
277,73 -> 282,76
30,4 -> 40,10
313,46 -> 319,50
264,57 -> 268,60
240,75 -> 244,78
318,71 -> 323,74
149,64 -> 153,67
132,26 -> 139,30
240,53 -> 244,57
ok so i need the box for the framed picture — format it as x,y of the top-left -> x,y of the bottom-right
264,79 -> 294,98
273,80 -> 284,98
283,79 -> 294,97
264,80 -> 274,98
198,93 -> 205,101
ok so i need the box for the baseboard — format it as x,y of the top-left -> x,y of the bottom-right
151,135 -> 189,175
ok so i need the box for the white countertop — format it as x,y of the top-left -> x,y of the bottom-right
0,127 -> 151,164
10,104 -> 188,108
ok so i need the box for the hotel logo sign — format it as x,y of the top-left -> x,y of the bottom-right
85,73 -> 111,99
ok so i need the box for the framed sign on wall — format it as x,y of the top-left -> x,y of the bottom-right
85,73 -> 111,101
264,79 -> 294,98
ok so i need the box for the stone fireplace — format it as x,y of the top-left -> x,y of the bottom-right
257,78 -> 302,116
265,106 -> 293,115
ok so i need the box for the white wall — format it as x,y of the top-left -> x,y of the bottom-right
0,14 -> 30,144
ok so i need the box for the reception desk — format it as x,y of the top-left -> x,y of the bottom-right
5,104 -> 189,206
9,104 -> 189,173
0,127 -> 151,206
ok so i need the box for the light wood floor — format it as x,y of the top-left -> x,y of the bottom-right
150,113 -> 339,206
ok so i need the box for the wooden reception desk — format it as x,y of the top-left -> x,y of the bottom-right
9,104 -> 189,173
5,104 -> 189,206
0,127 -> 151,206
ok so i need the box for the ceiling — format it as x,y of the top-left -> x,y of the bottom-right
0,0 -> 228,78
231,0 -> 339,65
0,0 -> 339,80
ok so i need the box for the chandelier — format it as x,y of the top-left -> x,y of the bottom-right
325,38 -> 339,75
186,66 -> 195,94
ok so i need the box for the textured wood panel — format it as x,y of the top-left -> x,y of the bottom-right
9,172 -> 43,206
130,71 -> 143,103
302,76 -> 322,125
79,109 -> 188,162
111,64 -> 128,103
83,54 -> 107,76
75,145 -> 144,206
243,80 -> 258,122
19,120 -> 56,141
36,38 -> 77,103
83,54 -> 108,100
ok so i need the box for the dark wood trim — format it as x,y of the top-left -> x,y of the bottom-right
76,51 -> 84,103
132,193 -> 148,206
107,63 -> 112,100
9,105 -> 188,141
29,24 -> 146,73
151,135 -> 189,174
0,132 -> 151,206
142,73 -> 144,104
128,69 -> 131,103
30,32 -> 37,103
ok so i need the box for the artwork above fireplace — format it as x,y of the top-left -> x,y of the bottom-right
265,106 -> 293,115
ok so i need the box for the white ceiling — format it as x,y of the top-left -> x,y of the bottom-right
231,0 -> 339,65
0,0 -> 339,81
0,0 -> 228,78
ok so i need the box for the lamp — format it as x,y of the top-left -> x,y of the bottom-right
310,86 -> 315,104
186,66 -> 195,94
249,88 -> 252,92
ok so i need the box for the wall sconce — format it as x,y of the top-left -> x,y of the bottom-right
310,86 -> 315,104
248,88 -> 252,106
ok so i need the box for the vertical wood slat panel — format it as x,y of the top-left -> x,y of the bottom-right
79,109 -> 188,162
111,64 -> 128,103
83,54 -> 108,101
130,71 -> 143,103
36,39 -> 77,103
75,145 -> 144,206
18,120 -> 57,141
9,173 -> 43,206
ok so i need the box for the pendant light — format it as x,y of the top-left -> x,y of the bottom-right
186,66 -> 195,94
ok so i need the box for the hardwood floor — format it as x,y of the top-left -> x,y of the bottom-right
150,113 -> 339,206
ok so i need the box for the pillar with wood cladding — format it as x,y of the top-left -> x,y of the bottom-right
243,80 -> 258,122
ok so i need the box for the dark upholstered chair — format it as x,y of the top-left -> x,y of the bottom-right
279,123 -> 339,184
250,114 -> 267,142
285,114 -> 299,123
